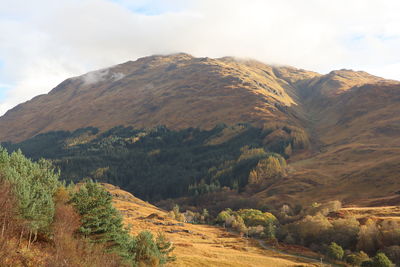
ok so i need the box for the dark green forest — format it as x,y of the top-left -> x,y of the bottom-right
2,123 -> 300,202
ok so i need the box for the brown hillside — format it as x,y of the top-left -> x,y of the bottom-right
257,81 -> 400,207
0,53 -> 317,143
103,183 -> 319,267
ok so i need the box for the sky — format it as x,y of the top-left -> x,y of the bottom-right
0,0 -> 399,115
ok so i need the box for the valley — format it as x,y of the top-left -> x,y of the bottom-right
0,54 -> 399,266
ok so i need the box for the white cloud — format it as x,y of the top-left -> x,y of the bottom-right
0,0 -> 399,115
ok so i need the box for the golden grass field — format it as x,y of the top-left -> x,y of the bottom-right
103,184 -> 320,267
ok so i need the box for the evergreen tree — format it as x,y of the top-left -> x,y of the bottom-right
0,147 -> 60,238
70,180 -> 175,266
156,232 -> 176,264
135,231 -> 175,266
70,181 -> 136,262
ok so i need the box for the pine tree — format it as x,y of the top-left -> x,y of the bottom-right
70,181 -> 136,262
135,231 -> 176,265
156,232 -> 176,264
0,147 -> 60,241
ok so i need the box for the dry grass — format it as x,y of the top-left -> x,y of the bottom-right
0,54 -> 307,142
339,206 -> 400,221
103,184 -> 318,267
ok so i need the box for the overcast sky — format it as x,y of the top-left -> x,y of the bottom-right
0,0 -> 399,115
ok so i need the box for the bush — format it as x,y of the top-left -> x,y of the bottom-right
381,245 -> 400,265
291,213 -> 332,246
232,216 -> 247,234
331,216 -> 360,249
248,226 -> 265,237
135,231 -> 175,266
326,242 -> 344,260
381,220 -> 400,246
346,251 -> 370,266
357,219 -> 380,255
372,253 -> 393,267
236,209 -> 277,228
171,204 -> 185,222
216,209 -> 232,225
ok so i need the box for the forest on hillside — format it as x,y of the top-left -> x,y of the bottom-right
2,123 -> 306,201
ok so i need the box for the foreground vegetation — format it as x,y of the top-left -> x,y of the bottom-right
0,146 -> 175,266
168,201 -> 398,267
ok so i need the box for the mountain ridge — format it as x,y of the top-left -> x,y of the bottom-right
2,53 -> 391,143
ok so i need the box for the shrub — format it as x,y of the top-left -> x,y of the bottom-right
372,253 -> 393,267
170,204 -> 185,222
248,226 -> 265,237
135,231 -> 160,266
292,213 -> 332,246
346,251 -> 370,266
381,245 -> 400,265
357,219 -> 380,255
236,209 -> 277,228
381,220 -> 400,246
326,242 -> 344,260
216,210 -> 232,225
232,216 -> 247,235
331,216 -> 360,249
135,231 -> 175,266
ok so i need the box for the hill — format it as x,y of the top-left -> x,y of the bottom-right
1,53 -> 400,208
103,183 -> 320,267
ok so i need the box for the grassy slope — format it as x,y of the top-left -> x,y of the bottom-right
255,76 -> 400,207
0,54 -> 313,143
104,183 -> 319,267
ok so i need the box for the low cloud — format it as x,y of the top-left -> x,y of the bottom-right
80,68 -> 125,85
0,0 -> 399,115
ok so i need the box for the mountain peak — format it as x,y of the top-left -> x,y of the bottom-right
0,54 -> 397,142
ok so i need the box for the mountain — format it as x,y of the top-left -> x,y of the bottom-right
1,53 -> 399,207
0,53 -> 316,143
